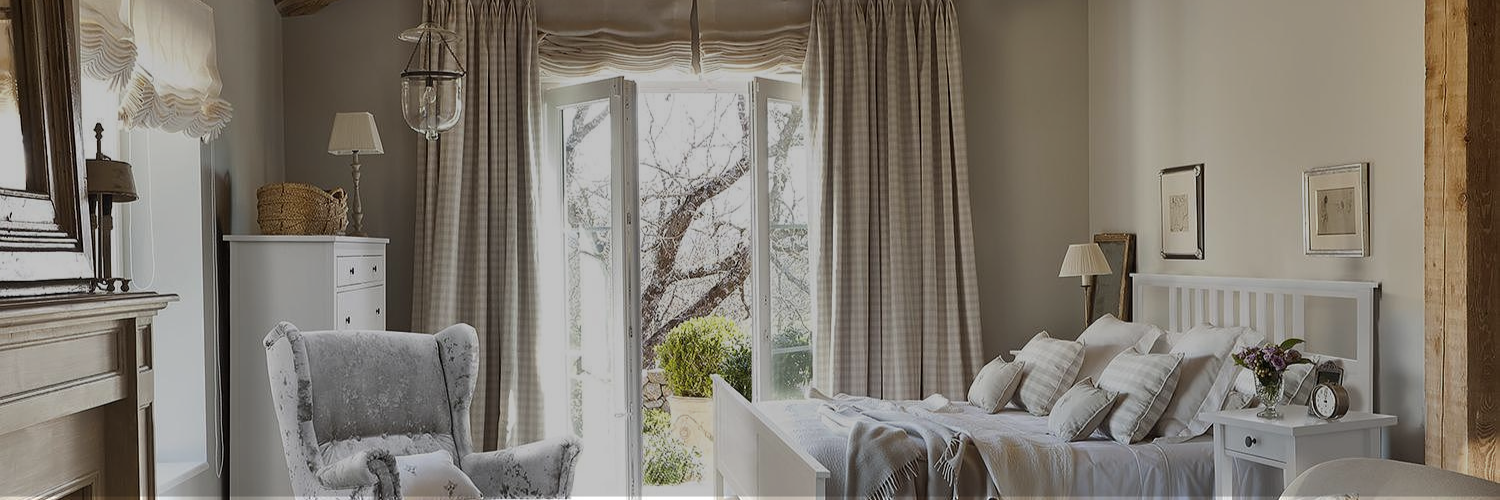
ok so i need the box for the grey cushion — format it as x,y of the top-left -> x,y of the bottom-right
265,322 -> 580,499
967,356 -> 1025,413
1047,378 -> 1118,442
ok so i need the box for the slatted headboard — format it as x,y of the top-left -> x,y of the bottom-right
1131,273 -> 1380,412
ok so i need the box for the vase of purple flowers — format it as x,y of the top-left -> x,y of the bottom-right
1232,339 -> 1313,419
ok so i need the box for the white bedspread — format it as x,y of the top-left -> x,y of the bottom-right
758,399 -> 1281,499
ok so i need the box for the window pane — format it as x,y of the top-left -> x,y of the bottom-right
561,99 -> 613,439
767,98 -> 811,400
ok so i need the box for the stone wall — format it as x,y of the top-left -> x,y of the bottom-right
642,369 -> 671,412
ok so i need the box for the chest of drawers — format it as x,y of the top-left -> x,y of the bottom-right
224,235 -> 388,497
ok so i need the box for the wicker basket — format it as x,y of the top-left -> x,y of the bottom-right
256,183 -> 349,235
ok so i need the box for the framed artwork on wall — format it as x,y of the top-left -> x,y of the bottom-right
1159,164 -> 1205,260
1303,163 -> 1370,257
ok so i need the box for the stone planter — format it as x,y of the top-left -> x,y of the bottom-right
667,394 -> 713,457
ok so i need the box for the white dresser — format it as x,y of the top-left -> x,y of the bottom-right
224,235 -> 388,498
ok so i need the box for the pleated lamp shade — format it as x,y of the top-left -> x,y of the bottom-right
1059,243 -> 1111,277
327,112 -> 385,155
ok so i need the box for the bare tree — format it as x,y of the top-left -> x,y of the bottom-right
561,93 -> 806,368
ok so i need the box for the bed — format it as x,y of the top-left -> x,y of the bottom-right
710,273 -> 1380,499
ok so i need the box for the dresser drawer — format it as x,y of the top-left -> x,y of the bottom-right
335,286 -> 386,330
1223,425 -> 1289,463
335,256 -> 385,287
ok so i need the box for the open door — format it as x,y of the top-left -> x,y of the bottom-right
540,76 -> 641,497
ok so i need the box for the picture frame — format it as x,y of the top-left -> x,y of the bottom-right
1091,233 -> 1136,322
1159,164 -> 1205,260
1315,360 -> 1345,386
1303,163 -> 1370,257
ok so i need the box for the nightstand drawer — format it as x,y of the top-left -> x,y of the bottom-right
1224,425 -> 1289,463
335,256 -> 385,287
335,285 -> 386,330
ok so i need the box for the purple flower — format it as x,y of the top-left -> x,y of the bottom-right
1270,356 -> 1287,371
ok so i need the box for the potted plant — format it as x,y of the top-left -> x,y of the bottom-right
656,316 -> 745,455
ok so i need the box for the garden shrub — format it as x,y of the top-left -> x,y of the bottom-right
643,432 -> 702,485
657,316 -> 743,398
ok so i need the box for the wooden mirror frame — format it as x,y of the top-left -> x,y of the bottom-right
1091,232 -> 1136,321
0,0 -> 93,297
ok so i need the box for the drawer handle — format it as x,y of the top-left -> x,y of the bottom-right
345,316 -> 351,325
373,265 -> 379,272
1244,436 -> 1257,447
349,268 -> 356,275
375,307 -> 382,315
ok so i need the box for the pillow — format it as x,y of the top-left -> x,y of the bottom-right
1153,324 -> 1265,440
1097,348 -> 1184,444
1048,378 -> 1119,442
394,451 -> 483,500
1075,314 -> 1164,382
1011,331 -> 1086,416
1232,359 -> 1320,407
967,355 -> 1025,413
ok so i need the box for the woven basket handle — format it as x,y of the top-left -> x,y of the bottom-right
327,188 -> 347,202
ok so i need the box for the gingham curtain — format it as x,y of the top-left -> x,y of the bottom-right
413,0 -> 542,451
807,0 -> 984,400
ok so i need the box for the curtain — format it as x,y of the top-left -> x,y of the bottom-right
806,0 -> 983,400
536,0 -> 695,78
697,0 -> 811,75
413,0 -> 542,451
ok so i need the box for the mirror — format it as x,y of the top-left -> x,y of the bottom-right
0,0 -> 32,191
1090,233 -> 1136,322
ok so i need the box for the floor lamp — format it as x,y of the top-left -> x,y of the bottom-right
1059,243 -> 1112,327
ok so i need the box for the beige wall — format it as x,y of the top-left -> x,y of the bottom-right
1089,0 -> 1424,460
960,0 -> 1093,357
173,0 -> 286,496
282,0 -> 422,331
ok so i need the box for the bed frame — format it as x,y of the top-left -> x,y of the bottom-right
710,274 -> 1380,499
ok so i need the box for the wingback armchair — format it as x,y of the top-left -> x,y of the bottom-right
265,322 -> 580,499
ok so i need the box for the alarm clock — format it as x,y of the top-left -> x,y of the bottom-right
1309,382 -> 1350,420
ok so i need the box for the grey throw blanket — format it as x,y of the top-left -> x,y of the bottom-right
817,395 -> 969,500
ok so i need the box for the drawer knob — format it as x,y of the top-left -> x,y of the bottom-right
376,307 -> 382,315
349,268 -> 356,275
1244,436 -> 1257,447
345,316 -> 351,325
373,265 -> 378,272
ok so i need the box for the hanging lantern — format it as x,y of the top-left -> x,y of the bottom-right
399,16 -> 464,141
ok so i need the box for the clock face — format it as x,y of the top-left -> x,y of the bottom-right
1313,386 -> 1338,417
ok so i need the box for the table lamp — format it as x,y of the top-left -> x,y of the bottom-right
328,112 -> 384,237
1059,243 -> 1112,326
85,123 -> 138,292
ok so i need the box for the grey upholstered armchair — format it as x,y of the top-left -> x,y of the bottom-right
265,322 -> 580,499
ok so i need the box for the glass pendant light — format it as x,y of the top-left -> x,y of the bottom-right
400,11 -> 465,141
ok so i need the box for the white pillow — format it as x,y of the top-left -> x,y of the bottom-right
968,355 -> 1025,413
1097,348 -> 1184,444
1075,314 -> 1164,382
394,451 -> 482,500
1153,324 -> 1264,440
1048,378 -> 1119,442
1011,331 -> 1086,416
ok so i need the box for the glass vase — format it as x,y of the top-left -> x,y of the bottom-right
1255,375 -> 1284,419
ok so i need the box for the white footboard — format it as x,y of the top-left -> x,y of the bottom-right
711,375 -> 828,499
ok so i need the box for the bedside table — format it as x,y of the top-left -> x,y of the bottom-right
1202,405 -> 1396,498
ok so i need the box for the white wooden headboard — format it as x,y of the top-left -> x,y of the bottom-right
1131,273 -> 1380,412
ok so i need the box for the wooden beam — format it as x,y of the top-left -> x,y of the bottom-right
274,0 -> 342,17
1425,0 -> 1500,481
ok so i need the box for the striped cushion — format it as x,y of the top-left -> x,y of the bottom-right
1098,348 -> 1184,444
1048,378 -> 1119,442
1011,332 -> 1085,416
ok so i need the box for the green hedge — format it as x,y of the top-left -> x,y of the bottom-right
657,316 -> 745,398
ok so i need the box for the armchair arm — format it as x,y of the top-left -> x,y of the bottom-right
462,436 -> 582,499
315,449 -> 401,500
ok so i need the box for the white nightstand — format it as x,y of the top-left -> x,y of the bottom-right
1202,405 -> 1396,498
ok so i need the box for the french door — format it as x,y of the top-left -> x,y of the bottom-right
541,76 -> 642,497
541,76 -> 808,498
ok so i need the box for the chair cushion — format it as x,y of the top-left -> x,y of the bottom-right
303,330 -> 454,445
320,433 -> 460,472
395,451 -> 482,500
